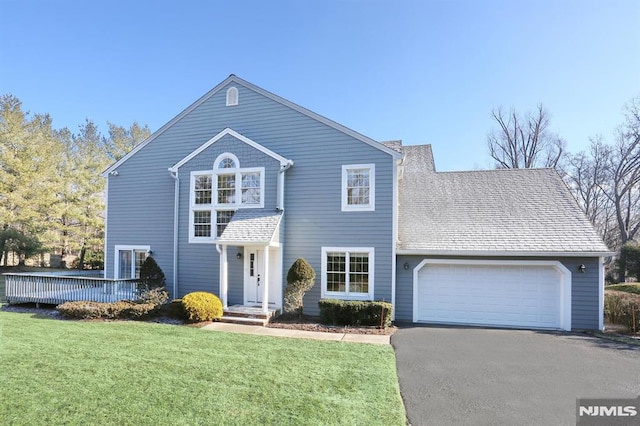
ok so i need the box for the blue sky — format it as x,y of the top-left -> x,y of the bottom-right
1,0 -> 638,171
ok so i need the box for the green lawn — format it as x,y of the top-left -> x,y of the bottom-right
0,312 -> 405,425
606,283 -> 640,295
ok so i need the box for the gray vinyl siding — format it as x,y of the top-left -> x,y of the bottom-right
105,82 -> 395,307
175,135 -> 280,298
395,255 -> 602,330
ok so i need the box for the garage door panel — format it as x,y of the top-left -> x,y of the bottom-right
416,263 -> 562,329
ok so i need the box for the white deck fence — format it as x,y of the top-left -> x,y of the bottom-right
3,272 -> 139,305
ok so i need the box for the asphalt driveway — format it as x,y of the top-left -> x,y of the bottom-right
392,326 -> 640,426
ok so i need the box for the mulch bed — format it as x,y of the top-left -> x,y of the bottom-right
0,303 -> 396,335
267,314 -> 396,335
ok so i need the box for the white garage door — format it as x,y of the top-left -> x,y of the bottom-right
415,262 -> 565,329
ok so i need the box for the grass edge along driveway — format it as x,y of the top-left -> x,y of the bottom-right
0,312 -> 405,426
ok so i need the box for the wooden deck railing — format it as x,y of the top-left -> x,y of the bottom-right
3,273 -> 139,305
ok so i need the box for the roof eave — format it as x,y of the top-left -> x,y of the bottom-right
396,249 -> 615,257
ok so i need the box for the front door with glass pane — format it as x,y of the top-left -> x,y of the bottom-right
245,249 -> 264,304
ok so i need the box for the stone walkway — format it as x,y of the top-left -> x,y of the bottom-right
201,322 -> 390,345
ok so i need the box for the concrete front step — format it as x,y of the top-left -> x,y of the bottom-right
219,315 -> 268,326
223,310 -> 271,320
219,305 -> 278,326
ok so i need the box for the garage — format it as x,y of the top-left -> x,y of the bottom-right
413,259 -> 571,330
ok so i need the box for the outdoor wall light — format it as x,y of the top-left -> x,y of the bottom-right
109,171 -> 119,176
578,264 -> 586,273
146,249 -> 153,256
404,262 -> 409,270
236,252 -> 242,260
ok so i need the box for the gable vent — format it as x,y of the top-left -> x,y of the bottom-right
226,86 -> 238,106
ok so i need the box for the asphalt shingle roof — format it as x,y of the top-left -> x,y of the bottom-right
398,145 -> 610,253
218,210 -> 282,244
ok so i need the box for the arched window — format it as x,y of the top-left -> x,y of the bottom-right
215,153 -> 240,169
226,87 -> 238,106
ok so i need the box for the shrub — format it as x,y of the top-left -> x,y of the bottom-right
138,287 -> 169,305
181,292 -> 223,322
56,287 -> 169,320
138,256 -> 166,292
284,258 -> 316,317
163,299 -> 186,319
318,299 -> 393,328
56,300 -> 162,320
604,292 -> 640,333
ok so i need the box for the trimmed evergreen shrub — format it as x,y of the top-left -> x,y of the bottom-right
318,299 -> 393,328
138,256 -> 166,292
284,258 -> 316,317
181,292 -> 223,322
56,300 -> 160,320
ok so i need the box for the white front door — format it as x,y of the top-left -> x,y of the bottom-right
245,249 -> 264,304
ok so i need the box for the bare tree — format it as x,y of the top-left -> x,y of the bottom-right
487,104 -> 566,169
566,137 -> 617,248
609,96 -> 640,249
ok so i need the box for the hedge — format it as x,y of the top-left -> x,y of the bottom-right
56,288 -> 169,320
318,299 -> 393,328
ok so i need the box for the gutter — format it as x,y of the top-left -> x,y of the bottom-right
277,160 -> 294,211
169,170 -> 179,299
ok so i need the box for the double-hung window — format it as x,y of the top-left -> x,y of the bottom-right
321,247 -> 374,300
342,164 -> 375,211
189,153 -> 264,243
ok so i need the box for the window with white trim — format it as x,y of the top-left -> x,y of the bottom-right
115,245 -> 149,279
216,210 -> 234,237
226,87 -> 238,106
189,154 -> 264,243
321,247 -> 374,299
341,164 -> 375,211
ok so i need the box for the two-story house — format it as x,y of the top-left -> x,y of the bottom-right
102,75 -> 610,331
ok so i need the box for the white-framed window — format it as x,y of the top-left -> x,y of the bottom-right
114,245 -> 149,279
321,247 -> 374,300
226,86 -> 238,106
189,154 -> 263,243
341,164 -> 375,212
216,210 -> 235,237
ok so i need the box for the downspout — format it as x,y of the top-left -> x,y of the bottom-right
170,170 -> 179,299
277,160 -> 294,211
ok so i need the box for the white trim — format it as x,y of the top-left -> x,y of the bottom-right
103,176 -> 109,279
321,247 -> 375,300
214,152 -> 240,169
114,245 -> 150,280
598,257 -> 604,331
391,159 -> 399,320
169,128 -> 291,172
341,164 -> 375,212
412,258 -> 572,331
103,75 -> 399,176
396,249 -> 615,257
220,245 -> 228,308
170,170 -> 179,298
189,172 -> 215,243
226,86 -> 238,106
215,167 -> 265,209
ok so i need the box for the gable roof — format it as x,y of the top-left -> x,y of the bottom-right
217,210 -> 282,246
102,75 -> 400,176
168,128 -> 292,172
398,146 -> 611,256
